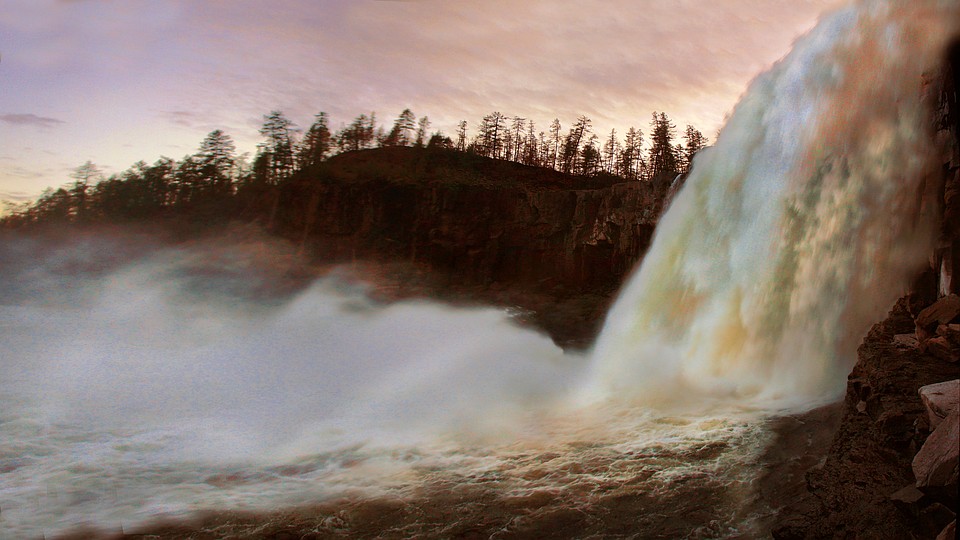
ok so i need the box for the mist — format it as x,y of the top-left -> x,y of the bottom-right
1,231 -> 583,462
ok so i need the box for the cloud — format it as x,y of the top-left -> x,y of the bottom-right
0,113 -> 65,129
162,110 -> 203,128
0,0 -> 846,198
0,190 -> 36,202
0,191 -> 37,217
172,0 -> 847,139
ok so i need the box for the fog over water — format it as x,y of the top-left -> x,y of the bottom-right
0,235 -> 764,537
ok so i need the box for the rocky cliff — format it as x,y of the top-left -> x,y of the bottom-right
267,148 -> 669,346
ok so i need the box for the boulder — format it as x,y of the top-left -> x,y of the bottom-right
936,520 -> 956,540
889,484 -> 926,513
920,380 -> 960,429
925,337 -> 959,362
913,410 -> 959,488
922,505 -> 957,539
893,333 -> 920,348
937,323 -> 960,342
916,295 -> 960,340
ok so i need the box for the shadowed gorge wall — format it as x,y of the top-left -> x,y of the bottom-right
268,148 -> 668,296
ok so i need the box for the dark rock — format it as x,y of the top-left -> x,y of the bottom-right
773,299 -> 959,538
936,323 -> 960,341
936,520 -> 956,540
920,503 -> 957,538
926,336 -> 960,362
889,484 -> 926,514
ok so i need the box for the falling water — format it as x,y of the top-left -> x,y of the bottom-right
587,0 -> 960,409
2,1 -> 960,538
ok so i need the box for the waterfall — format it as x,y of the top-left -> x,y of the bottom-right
586,0 -> 960,409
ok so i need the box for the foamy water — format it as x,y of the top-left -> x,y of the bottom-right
3,0 -> 960,537
0,240 -> 769,537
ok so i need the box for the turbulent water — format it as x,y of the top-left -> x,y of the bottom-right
2,1 -> 960,538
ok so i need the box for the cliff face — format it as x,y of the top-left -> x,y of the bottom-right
295,181 -> 657,293
263,150 -> 668,346
274,150 -> 664,297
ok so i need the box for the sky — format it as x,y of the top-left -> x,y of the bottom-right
0,0 -> 847,207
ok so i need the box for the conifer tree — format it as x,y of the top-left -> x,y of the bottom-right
648,112 -> 678,179
456,121 -> 468,151
682,124 -> 708,173
603,129 -> 618,174
383,108 -> 416,146
549,119 -> 562,170
415,116 -> 430,147
298,112 -> 332,169
196,129 -> 236,197
560,115 -> 592,174
620,127 -> 644,180
257,110 -> 297,185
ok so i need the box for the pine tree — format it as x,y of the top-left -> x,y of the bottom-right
414,116 -> 430,147
197,129 -> 236,197
682,124 -> 708,173
69,161 -> 102,222
603,129 -> 618,174
478,112 -> 507,158
511,116 -> 526,162
579,134 -> 601,176
456,121 -> 468,151
560,115 -> 592,174
298,112 -> 332,169
648,112 -> 678,180
257,110 -> 297,185
620,127 -> 644,180
549,119 -> 562,170
522,120 -> 539,166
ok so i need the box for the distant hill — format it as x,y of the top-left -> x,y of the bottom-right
318,146 -> 630,190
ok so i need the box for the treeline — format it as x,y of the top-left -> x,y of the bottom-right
333,108 -> 707,180
1,107 -> 706,229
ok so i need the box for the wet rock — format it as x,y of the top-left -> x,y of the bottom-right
920,503 -> 957,538
912,410 -> 959,488
937,520 -> 956,540
920,379 -> 960,429
926,336 -> 960,362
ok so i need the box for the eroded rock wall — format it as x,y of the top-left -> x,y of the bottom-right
281,175 -> 663,296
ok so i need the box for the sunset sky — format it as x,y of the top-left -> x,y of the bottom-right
0,0 -> 846,206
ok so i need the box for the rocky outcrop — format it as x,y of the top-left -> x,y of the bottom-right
916,294 -> 960,343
